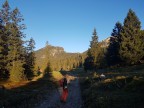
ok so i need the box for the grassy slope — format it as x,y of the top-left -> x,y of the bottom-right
80,65 -> 144,108
0,71 -> 63,108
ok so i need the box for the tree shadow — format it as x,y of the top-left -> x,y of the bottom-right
0,72 -> 58,108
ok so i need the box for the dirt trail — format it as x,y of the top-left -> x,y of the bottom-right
36,76 -> 83,108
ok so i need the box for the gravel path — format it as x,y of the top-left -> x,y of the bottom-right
36,77 -> 82,108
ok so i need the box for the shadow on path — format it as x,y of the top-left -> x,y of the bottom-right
36,74 -> 83,108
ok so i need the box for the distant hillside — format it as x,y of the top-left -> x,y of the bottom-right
35,45 -> 86,72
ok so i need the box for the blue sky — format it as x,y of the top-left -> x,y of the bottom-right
0,0 -> 144,53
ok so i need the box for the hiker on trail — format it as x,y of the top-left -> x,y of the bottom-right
59,74 -> 68,103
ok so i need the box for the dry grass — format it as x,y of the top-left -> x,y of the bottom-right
3,81 -> 29,89
80,65 -> 144,108
103,78 -> 113,83
51,71 -> 63,81
115,76 -> 126,80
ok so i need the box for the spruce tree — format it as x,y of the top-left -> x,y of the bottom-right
0,0 -> 10,78
85,28 -> 99,70
8,8 -> 26,82
119,9 -> 143,65
0,18 -> 7,78
24,38 -> 35,79
107,22 -> 122,66
88,28 -> 99,57
89,28 -> 100,67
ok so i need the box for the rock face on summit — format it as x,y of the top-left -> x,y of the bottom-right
36,45 -> 65,58
100,37 -> 111,48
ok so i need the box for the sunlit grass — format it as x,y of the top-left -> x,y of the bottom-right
3,81 -> 29,89
51,71 -> 63,81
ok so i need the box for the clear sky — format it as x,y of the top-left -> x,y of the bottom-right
0,0 -> 144,53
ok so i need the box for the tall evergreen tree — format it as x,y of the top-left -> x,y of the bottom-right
0,18 -> 7,78
7,8 -> 26,81
88,28 -> 99,57
88,29 -> 99,59
84,28 -> 99,70
24,37 -> 35,79
119,9 -> 143,65
107,22 -> 122,66
0,0 -> 10,78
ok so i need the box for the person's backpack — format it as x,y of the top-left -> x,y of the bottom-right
63,78 -> 67,89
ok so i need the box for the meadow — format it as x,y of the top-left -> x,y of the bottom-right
80,65 -> 144,108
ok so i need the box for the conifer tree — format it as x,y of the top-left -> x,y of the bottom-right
0,18 -> 7,78
0,0 -> 11,78
88,28 -> 99,57
107,22 -> 122,66
119,9 -> 143,65
84,28 -> 99,70
24,38 -> 35,79
88,28 -> 100,68
8,8 -> 26,81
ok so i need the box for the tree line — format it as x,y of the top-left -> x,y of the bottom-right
84,9 -> 144,71
0,1 -> 35,81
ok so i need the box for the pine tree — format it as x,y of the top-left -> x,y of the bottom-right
107,22 -> 122,66
0,18 -> 7,78
88,28 -> 99,57
119,9 -> 143,65
24,38 -> 35,79
88,28 -> 100,68
8,8 -> 26,82
0,0 -> 11,78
